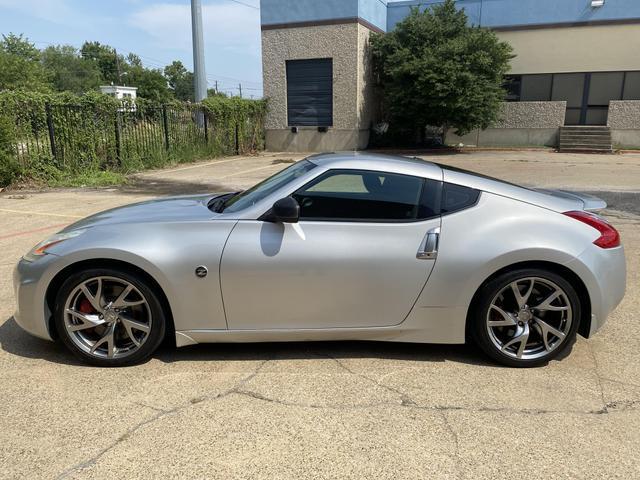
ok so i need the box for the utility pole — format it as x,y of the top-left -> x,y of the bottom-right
239,83 -> 243,98
191,0 -> 207,103
115,48 -> 122,85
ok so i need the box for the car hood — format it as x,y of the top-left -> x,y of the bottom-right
62,193 -> 226,231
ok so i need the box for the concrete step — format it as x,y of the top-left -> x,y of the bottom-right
560,137 -> 612,144
560,143 -> 612,150
560,130 -> 611,135
559,150 -> 613,154
558,145 -> 613,152
560,132 -> 611,137
559,137 -> 612,143
559,126 -> 612,153
560,131 -> 611,136
560,125 -> 610,130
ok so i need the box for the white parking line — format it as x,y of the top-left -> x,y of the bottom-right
0,208 -> 83,219
218,164 -> 283,179
141,156 -> 248,174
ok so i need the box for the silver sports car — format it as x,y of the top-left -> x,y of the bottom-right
13,153 -> 626,367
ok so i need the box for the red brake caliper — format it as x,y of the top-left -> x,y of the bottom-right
78,298 -> 94,314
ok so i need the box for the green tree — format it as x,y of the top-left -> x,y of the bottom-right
126,65 -> 171,102
126,52 -> 143,68
1,33 -> 40,61
41,45 -> 102,94
371,0 -> 513,141
80,41 -> 122,84
0,33 -> 51,91
164,60 -> 194,102
207,88 -> 227,98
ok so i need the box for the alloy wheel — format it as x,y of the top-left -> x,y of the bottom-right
63,276 -> 152,359
486,277 -> 573,360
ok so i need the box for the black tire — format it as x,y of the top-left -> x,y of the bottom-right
54,268 -> 166,367
471,268 -> 581,368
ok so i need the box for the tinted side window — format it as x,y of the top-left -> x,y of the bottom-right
441,183 -> 480,215
292,170 -> 434,222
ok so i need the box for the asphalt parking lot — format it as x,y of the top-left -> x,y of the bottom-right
1,150 -> 639,479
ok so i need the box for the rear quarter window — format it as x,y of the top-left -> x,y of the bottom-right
441,183 -> 480,215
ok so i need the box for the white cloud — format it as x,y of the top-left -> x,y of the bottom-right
128,1 -> 260,55
0,0 -> 93,26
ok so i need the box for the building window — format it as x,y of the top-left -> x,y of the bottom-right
521,74 -> 553,102
286,58 -> 333,127
623,72 -> 640,100
503,71 -> 640,125
503,75 -> 521,102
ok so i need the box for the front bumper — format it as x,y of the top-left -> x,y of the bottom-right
13,255 -> 58,341
566,244 -> 626,337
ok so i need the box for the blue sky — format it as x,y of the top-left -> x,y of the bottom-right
0,0 -> 264,97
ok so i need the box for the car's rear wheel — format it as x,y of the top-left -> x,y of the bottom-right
471,268 -> 581,367
54,268 -> 166,367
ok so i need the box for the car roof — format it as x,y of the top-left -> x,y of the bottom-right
306,152 -> 443,181
304,153 -> 581,213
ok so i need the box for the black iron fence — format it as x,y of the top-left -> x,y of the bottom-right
9,100 -> 265,173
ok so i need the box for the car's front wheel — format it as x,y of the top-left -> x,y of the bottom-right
54,268 -> 166,367
471,268 -> 581,368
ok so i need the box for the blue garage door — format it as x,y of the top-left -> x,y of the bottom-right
286,58 -> 333,127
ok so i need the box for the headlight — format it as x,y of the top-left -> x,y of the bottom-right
23,229 -> 86,262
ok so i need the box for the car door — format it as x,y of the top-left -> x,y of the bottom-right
220,169 -> 442,330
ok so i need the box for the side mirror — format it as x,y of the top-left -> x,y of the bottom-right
272,197 -> 300,223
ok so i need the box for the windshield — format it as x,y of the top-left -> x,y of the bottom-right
223,160 -> 317,213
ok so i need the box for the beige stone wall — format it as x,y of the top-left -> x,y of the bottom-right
446,101 -> 566,148
494,101 -> 566,129
261,23 -> 360,131
498,23 -> 640,74
608,101 -> 640,130
261,22 -> 377,151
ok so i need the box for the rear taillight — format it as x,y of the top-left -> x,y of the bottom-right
564,211 -> 621,249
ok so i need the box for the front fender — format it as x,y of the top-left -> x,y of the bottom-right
43,220 -> 238,332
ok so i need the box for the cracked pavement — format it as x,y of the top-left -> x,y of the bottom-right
0,150 -> 639,479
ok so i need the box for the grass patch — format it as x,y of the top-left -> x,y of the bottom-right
47,170 -> 128,188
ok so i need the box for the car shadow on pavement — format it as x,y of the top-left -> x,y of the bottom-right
0,317 -> 84,366
0,316 -> 496,368
1,316 -> 576,368
153,340 -> 495,368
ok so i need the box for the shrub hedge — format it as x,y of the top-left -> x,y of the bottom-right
0,90 -> 267,187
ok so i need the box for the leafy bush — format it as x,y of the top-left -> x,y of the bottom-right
203,96 -> 267,154
0,90 -> 267,187
0,114 -> 23,187
371,0 -> 513,144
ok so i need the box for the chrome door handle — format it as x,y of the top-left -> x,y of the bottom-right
417,227 -> 440,260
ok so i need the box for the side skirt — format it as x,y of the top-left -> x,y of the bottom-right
175,309 -> 467,347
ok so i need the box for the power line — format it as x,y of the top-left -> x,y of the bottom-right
225,0 -> 259,10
